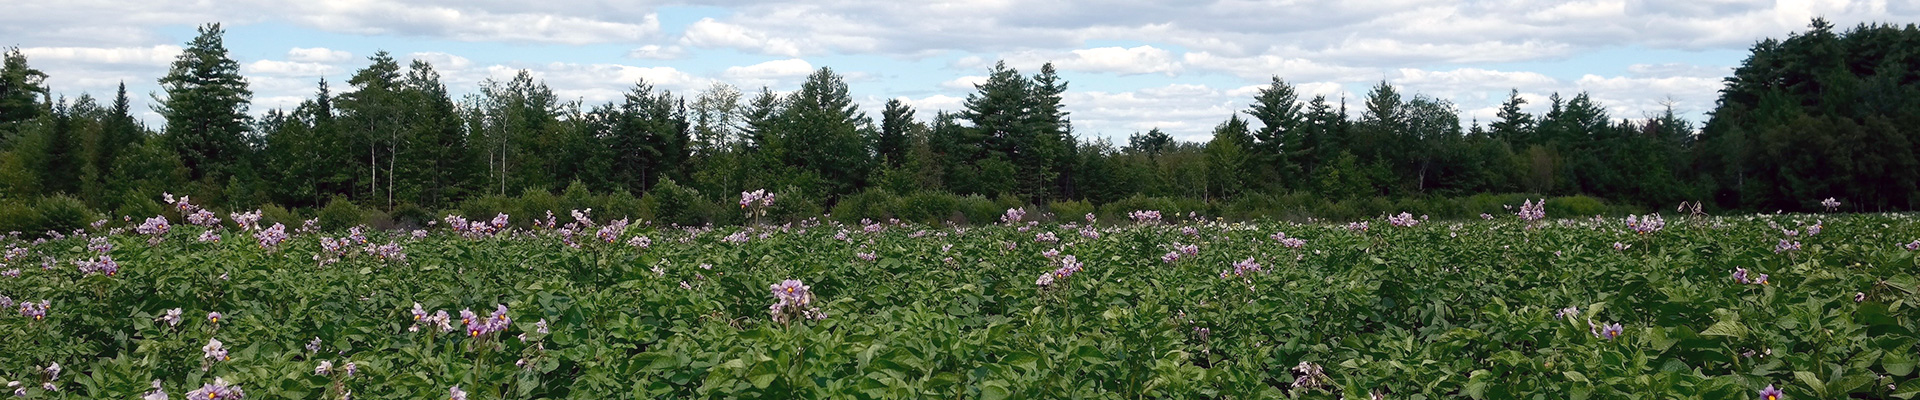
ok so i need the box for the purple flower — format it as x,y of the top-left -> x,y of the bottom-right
1180,226 -> 1198,236
306,337 -> 322,353
1346,221 -> 1369,232
1613,242 -> 1630,251
20,300 -> 48,320
1625,214 -> 1665,234
202,338 -> 229,362
208,311 -> 223,324
1035,232 -> 1059,243
160,308 -> 182,327
1128,210 -> 1161,224
88,236 -> 113,253
1759,384 -> 1784,400
1388,212 -> 1420,227
253,223 -> 287,248
722,231 -> 749,244
1773,239 -> 1800,253
1001,208 -> 1026,224
1516,199 -> 1546,222
1035,271 -> 1055,287
1554,307 -> 1579,320
1161,251 -> 1181,263
769,279 -> 825,324
184,378 -> 243,400
1594,323 -> 1624,340
1224,257 -> 1263,278
1856,292 -> 1867,302
449,386 -> 467,400
197,230 -> 221,243
1806,222 -> 1822,236
137,216 -> 171,236
1820,197 -> 1840,211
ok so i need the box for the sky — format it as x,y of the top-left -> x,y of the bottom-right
4,0 -> 1914,142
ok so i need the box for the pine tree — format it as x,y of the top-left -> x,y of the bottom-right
154,23 -> 252,183
0,47 -> 49,128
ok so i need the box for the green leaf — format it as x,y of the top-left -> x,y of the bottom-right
1887,351 -> 1917,377
1795,370 -> 1827,397
1701,319 -> 1749,338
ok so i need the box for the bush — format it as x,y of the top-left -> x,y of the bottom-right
768,187 -> 823,224
36,195 -> 95,235
643,178 -> 708,227
389,203 -> 432,229
897,192 -> 962,224
830,189 -> 899,223
956,195 -> 1001,225
318,197 -> 365,232
1046,200 -> 1095,223
0,201 -> 36,236
459,195 -> 514,222
1547,195 -> 1609,218
112,192 -> 165,222
517,189 -> 560,227
260,204 -> 301,229
600,191 -> 645,222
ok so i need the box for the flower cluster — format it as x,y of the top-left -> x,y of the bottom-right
231,210 -> 262,231
1612,242 -> 1631,251
627,235 -> 652,248
1516,199 -> 1546,222
1820,197 -> 1840,212
460,304 -> 513,337
137,216 -> 171,236
198,230 -> 221,243
74,255 -> 118,276
449,386 -> 467,400
855,251 -> 877,262
1001,208 -> 1027,225
187,209 -> 220,227
1078,227 -> 1101,239
1221,257 -> 1263,279
1290,362 -> 1329,390
596,218 -> 630,243
1346,221 -> 1369,232
1625,214 -> 1665,234
1554,307 -> 1580,320
408,303 -> 456,333
1388,212 -> 1420,227
19,299 -> 48,320
1161,243 -> 1199,263
722,231 -> 749,244
739,189 -> 775,219
366,242 -> 405,261
1127,210 -> 1161,224
1732,267 -> 1769,285
1034,231 -> 1058,243
1037,255 -> 1085,287
1270,232 -> 1306,248
253,223 -> 287,248
769,279 -> 826,324
184,378 -> 243,400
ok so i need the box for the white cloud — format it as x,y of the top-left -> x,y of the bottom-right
897,94 -> 966,113
408,52 -> 473,70
723,59 -> 815,80
940,76 -> 987,90
18,45 -> 181,66
245,60 -> 340,77
1183,52 -> 1377,81
627,45 -> 685,60
680,18 -> 804,57
1058,46 -> 1181,76
287,47 -> 353,63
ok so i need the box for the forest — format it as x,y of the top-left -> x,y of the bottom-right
0,19 -> 1915,233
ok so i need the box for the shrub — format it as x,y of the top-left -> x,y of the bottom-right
389,203 -> 432,229
260,204 -> 301,229
643,178 -> 708,227
898,192 -> 962,224
1547,195 -> 1609,218
830,189 -> 899,223
35,195 -> 95,235
956,195 -> 1001,225
318,197 -> 365,232
1046,200 -> 1095,223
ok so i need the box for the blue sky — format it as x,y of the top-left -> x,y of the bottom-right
6,0 -> 1913,142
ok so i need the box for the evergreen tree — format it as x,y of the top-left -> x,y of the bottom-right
0,47 -> 49,129
1243,76 -> 1305,190
154,23 -> 252,183
878,98 -> 915,167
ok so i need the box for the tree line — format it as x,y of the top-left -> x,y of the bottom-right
0,19 -> 1912,232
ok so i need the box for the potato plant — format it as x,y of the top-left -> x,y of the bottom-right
0,209 -> 1916,399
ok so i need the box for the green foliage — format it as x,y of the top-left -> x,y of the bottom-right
643,178 -> 708,226
389,203 -> 431,229
5,208 -> 1915,398
897,191 -> 962,224
830,188 -> 899,223
1045,200 -> 1094,222
317,196 -> 365,231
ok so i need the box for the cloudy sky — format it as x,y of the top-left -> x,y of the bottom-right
6,0 -> 1913,141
